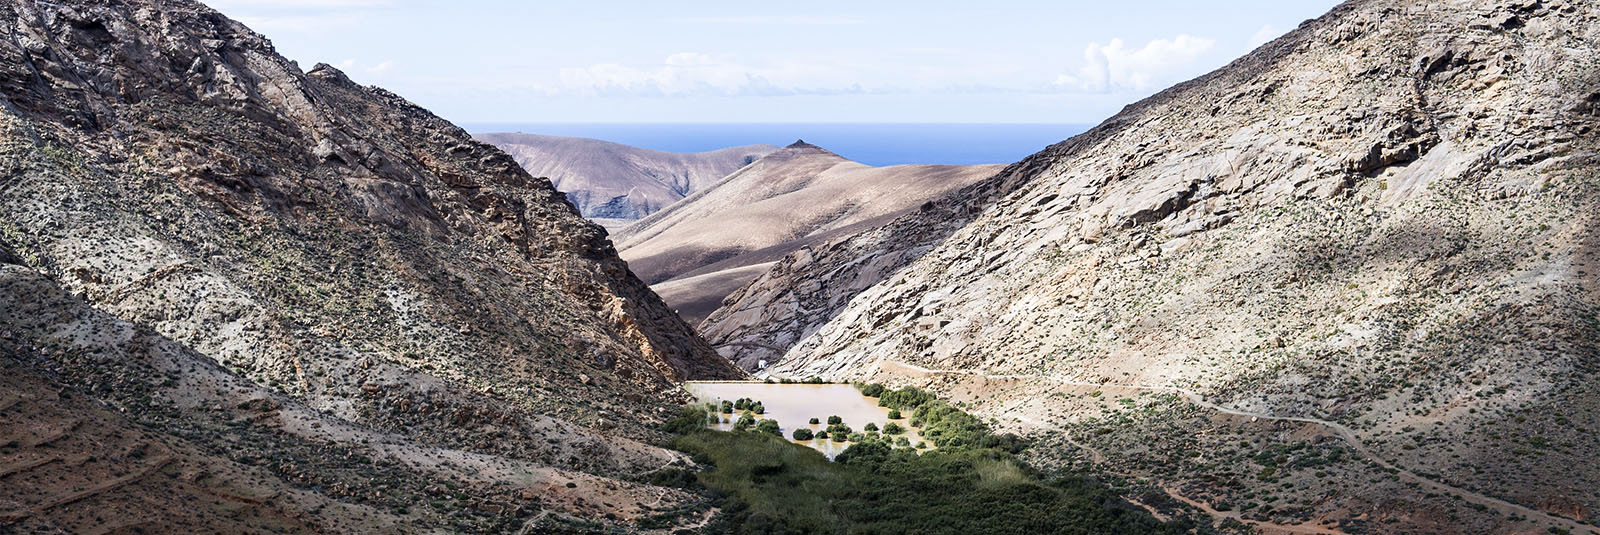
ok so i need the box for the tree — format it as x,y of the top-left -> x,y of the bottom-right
864,422 -> 879,432
756,419 -> 781,436
792,429 -> 814,440
721,400 -> 734,414
894,436 -> 911,447
809,417 -> 821,425
830,432 -> 848,442
847,433 -> 866,442
735,413 -> 756,431
751,402 -> 765,414
883,422 -> 905,435
887,409 -> 902,419
816,430 -> 829,440
827,415 -> 843,425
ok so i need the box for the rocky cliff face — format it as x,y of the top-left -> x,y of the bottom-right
0,0 -> 739,531
477,132 -> 775,226
721,0 -> 1600,532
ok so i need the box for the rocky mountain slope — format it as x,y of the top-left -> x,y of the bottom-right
612,141 -> 1002,332
0,0 -> 740,531
715,0 -> 1600,533
477,132 -> 775,227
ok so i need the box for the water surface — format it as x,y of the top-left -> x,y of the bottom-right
683,382 -> 926,459
461,123 -> 1090,166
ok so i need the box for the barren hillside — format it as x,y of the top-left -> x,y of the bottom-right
711,0 -> 1600,533
613,141 -> 1002,331
0,0 -> 739,531
477,132 -> 775,227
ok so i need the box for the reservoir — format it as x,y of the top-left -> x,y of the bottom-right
683,382 -> 928,459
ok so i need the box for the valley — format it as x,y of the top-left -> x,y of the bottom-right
1,0 -> 1597,533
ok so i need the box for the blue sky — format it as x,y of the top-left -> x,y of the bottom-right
208,0 -> 1341,124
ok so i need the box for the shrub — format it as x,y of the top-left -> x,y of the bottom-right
816,430 -> 829,440
864,422 -> 879,432
827,415 -> 843,425
809,417 -> 821,425
856,382 -> 887,397
756,419 -> 782,436
878,386 -> 934,409
894,436 -> 910,447
793,429 -> 814,440
827,424 -> 853,436
803,376 -> 826,384
883,423 -> 905,435
721,400 -> 734,414
735,413 -> 756,431
831,432 -> 848,442
887,409 -> 902,419
662,406 -> 708,434
752,402 -> 765,414
848,433 -> 866,442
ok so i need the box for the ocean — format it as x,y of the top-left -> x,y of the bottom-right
459,123 -> 1092,167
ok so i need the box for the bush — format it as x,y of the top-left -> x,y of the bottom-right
752,402 -> 765,414
756,419 -> 782,436
864,422 -> 879,432
878,386 -> 934,409
721,400 -> 734,414
735,413 -> 756,431
826,424 -> 853,436
803,376 -> 826,384
793,429 -> 814,440
831,432 -> 848,442
894,436 -> 910,447
816,430 -> 829,440
883,423 -> 905,435
662,406 -> 708,435
887,409 -> 902,419
856,382 -> 887,397
827,415 -> 843,425
847,433 -> 866,442
809,417 -> 821,425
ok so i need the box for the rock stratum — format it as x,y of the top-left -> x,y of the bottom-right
476,132 -> 775,227
0,0 -> 741,532
613,140 -> 1002,332
713,0 -> 1600,533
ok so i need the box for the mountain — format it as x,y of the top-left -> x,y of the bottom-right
0,0 -> 740,532
709,1 -> 1600,533
610,140 -> 1003,332
476,132 -> 776,227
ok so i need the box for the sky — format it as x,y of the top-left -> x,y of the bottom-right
207,0 -> 1342,125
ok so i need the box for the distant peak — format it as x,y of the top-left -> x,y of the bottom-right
785,139 -> 822,150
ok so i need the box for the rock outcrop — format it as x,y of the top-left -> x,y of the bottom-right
613,140 -> 1003,331
0,0 -> 739,531
717,0 -> 1600,532
477,132 -> 775,226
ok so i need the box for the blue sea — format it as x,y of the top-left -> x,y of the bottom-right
459,123 -> 1091,167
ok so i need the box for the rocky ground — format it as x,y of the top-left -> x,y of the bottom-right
0,0 -> 740,532
713,0 -> 1600,533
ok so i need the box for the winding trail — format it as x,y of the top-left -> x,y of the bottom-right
879,360 -> 1599,535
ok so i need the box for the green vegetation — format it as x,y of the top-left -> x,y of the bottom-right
883,422 -> 905,435
887,409 -> 902,419
827,415 -> 843,425
792,429 -> 814,440
809,417 -> 821,425
755,419 -> 781,436
752,401 -> 765,414
667,420 -> 1188,534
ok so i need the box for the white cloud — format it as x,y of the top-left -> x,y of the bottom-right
669,15 -> 864,25
1247,24 -> 1283,49
1052,34 -> 1216,93
556,53 -> 864,97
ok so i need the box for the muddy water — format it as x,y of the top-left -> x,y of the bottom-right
683,382 -> 926,460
